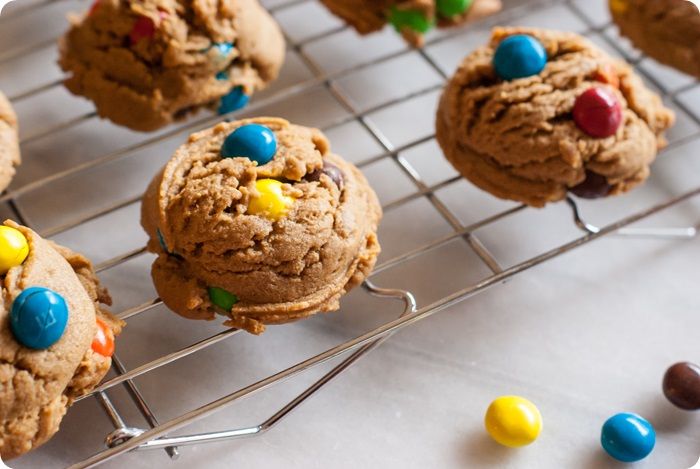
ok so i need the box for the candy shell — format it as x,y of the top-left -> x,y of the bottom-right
208,287 -> 238,311
91,318 -> 115,357
437,0 -> 473,16
10,287 -> 69,350
493,35 -> 547,81
0,226 -> 29,274
248,179 -> 294,221
573,87 -> 623,138
307,161 -> 345,190
484,396 -> 542,447
221,124 -> 277,164
601,413 -> 655,462
663,362 -> 700,410
129,16 -> 156,45
570,170 -> 612,199
388,7 -> 433,34
218,86 -> 250,115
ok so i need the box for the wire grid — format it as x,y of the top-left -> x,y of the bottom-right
1,0 -> 700,467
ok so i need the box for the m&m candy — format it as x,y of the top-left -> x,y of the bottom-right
570,170 -> 612,199
437,0 -> 473,17
388,7 -> 433,34
573,87 -> 623,138
221,124 -> 277,165
218,86 -> 250,115
0,226 -> 29,274
208,287 -> 238,311
129,16 -> 156,45
484,396 -> 542,447
493,35 -> 547,81
248,179 -> 294,221
10,287 -> 69,350
91,318 -> 115,357
601,413 -> 655,462
307,161 -> 345,190
663,362 -> 700,410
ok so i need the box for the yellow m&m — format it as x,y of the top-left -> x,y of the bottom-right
484,396 -> 542,447
248,179 -> 294,221
610,0 -> 628,14
0,226 -> 29,274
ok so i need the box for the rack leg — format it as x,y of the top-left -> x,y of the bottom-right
566,197 -> 698,239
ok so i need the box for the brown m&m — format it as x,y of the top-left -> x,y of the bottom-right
663,362 -> 700,410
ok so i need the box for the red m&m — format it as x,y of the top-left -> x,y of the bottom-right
129,16 -> 156,45
573,87 -> 623,138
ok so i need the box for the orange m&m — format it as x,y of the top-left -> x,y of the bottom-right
91,318 -> 115,357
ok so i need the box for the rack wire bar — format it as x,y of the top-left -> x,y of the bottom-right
68,183 -> 700,468
2,0 -> 700,466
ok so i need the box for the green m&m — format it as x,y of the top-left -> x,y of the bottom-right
437,0 -> 473,17
388,7 -> 433,33
208,287 -> 238,311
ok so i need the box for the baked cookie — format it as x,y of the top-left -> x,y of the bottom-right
436,27 -> 675,207
141,117 -> 381,334
0,220 -> 123,459
0,92 -> 20,193
320,0 -> 502,47
59,0 -> 285,132
610,0 -> 700,79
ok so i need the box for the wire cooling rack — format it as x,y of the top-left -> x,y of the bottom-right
2,0 -> 700,467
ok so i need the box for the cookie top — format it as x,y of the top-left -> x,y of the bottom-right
0,221 -> 122,459
611,0 -> 700,78
141,117 -> 382,334
0,92 -> 20,194
59,0 -> 285,131
436,27 -> 675,207
320,0 -> 501,47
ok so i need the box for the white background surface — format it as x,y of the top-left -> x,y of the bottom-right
1,0 -> 700,467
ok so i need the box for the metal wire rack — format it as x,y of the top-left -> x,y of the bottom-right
1,0 -> 700,467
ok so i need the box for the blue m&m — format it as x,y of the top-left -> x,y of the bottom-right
221,124 -> 277,165
218,86 -> 250,115
601,413 -> 655,462
493,35 -> 547,81
10,287 -> 69,350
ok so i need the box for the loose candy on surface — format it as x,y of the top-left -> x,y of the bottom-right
307,161 -> 345,190
484,396 -> 542,447
0,226 -> 29,274
10,287 -> 69,350
218,86 -> 250,115
663,362 -> 700,410
601,413 -> 656,462
570,170 -> 612,199
573,87 -> 623,138
248,179 -> 295,220
221,124 -> 277,164
91,318 -> 115,357
493,35 -> 547,81
208,287 -> 238,311
388,7 -> 433,33
437,0 -> 473,16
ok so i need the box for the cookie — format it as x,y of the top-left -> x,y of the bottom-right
58,0 -> 285,132
0,92 -> 20,193
320,0 -> 502,47
141,117 -> 381,334
0,221 -> 123,459
610,0 -> 700,79
436,27 -> 675,207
